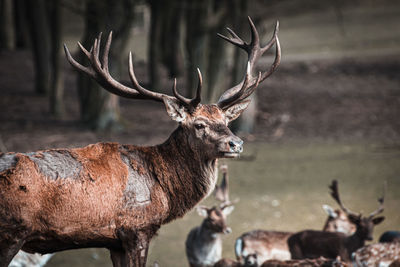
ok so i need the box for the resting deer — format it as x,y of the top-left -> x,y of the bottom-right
185,165 -> 235,267
214,254 -> 258,267
352,242 -> 400,267
234,199 -> 356,264
288,180 -> 385,262
0,17 -> 280,267
260,257 -> 349,267
379,231 -> 400,243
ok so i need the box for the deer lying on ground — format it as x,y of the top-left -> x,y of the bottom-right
214,254 -> 258,267
352,242 -> 400,267
185,165 -> 235,267
379,231 -> 400,243
0,17 -> 280,267
260,257 -> 349,267
234,199 -> 356,264
288,180 -> 385,262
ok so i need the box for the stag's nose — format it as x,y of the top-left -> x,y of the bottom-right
229,138 -> 243,153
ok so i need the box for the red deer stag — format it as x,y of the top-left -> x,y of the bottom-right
185,165 -> 235,267
0,17 -> 280,267
288,180 -> 385,262
352,242 -> 400,266
234,198 -> 356,264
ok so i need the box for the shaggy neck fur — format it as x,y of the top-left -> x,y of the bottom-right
152,126 -> 218,223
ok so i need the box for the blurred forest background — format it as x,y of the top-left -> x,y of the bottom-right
0,0 -> 399,266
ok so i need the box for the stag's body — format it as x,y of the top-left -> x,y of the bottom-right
0,128 -> 218,261
235,205 -> 356,264
0,17 -> 280,267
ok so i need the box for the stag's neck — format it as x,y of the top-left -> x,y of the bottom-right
154,126 -> 218,223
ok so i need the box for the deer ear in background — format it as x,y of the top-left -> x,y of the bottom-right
196,206 -> 209,217
222,205 -> 235,216
322,204 -> 338,218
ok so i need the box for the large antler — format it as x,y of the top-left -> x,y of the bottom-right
329,180 -> 360,217
368,182 -> 386,219
64,32 -> 202,111
217,17 -> 281,110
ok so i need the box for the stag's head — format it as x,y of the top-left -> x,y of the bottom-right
329,180 -> 385,241
64,17 -> 280,159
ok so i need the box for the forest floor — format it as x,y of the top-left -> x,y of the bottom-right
0,49 -> 399,266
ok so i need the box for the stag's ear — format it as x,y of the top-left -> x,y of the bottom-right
372,216 -> 385,225
196,206 -> 209,217
322,204 -> 338,218
224,99 -> 251,123
222,205 -> 234,216
162,96 -> 187,122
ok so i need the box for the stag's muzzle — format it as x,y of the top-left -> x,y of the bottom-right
229,138 -> 243,154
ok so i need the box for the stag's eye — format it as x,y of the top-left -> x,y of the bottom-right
194,122 -> 206,130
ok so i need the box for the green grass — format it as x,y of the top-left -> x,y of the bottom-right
47,141 -> 400,266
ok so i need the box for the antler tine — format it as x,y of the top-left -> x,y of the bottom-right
368,182 -> 386,218
102,31 -> 113,72
329,180 -> 359,217
172,78 -> 190,105
217,18 -> 280,110
65,32 -> 187,102
248,16 -> 260,50
171,68 -> 203,111
64,44 -> 94,76
127,52 -> 168,101
191,68 -> 203,107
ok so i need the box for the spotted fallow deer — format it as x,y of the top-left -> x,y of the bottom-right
352,242 -> 400,267
288,180 -> 385,262
185,165 -> 235,267
0,17 -> 280,267
234,196 -> 356,264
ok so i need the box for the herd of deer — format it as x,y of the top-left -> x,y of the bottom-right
0,17 -> 398,267
187,167 -> 399,267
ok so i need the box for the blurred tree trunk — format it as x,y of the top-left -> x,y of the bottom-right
148,0 -> 163,90
160,0 -> 184,78
14,0 -> 30,48
78,0 -> 134,130
229,0 -> 257,134
184,0 -> 228,102
48,0 -> 64,117
26,0 -> 51,95
185,0 -> 210,99
0,0 -> 16,51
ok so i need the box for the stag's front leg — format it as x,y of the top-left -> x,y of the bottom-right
118,229 -> 151,267
0,238 -> 25,267
110,249 -> 127,267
